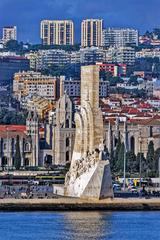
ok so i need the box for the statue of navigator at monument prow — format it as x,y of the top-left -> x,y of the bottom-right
64,65 -> 113,200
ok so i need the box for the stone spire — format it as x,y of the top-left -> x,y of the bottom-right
60,76 -> 65,98
123,117 -> 128,152
115,116 -> 120,139
30,108 -> 39,166
26,110 -> 32,136
27,110 -> 32,121
33,108 -> 38,123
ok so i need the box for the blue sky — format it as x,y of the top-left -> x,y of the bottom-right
0,0 -> 159,43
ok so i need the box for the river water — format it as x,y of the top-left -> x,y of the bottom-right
0,211 -> 159,240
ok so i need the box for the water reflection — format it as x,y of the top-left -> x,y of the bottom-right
63,212 -> 113,240
0,211 -> 160,240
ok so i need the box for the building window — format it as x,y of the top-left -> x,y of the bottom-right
149,126 -> 153,138
66,119 -> 69,128
66,137 -> 70,147
114,137 -> 118,147
66,151 -> 69,162
25,143 -> 30,152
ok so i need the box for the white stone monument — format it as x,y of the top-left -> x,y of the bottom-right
64,65 -> 113,199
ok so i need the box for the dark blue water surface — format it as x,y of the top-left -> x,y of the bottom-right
0,211 -> 159,240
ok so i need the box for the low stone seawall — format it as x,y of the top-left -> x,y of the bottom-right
0,198 -> 160,211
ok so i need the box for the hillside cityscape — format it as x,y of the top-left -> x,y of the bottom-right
0,18 -> 160,199
1,0 -> 160,237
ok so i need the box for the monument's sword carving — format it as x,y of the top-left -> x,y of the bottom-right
65,65 -> 113,199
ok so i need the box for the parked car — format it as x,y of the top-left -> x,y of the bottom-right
129,186 -> 138,193
113,184 -> 121,192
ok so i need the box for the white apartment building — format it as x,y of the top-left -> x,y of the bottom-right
60,77 -> 109,98
36,49 -> 70,70
3,26 -> 17,44
70,51 -> 80,65
80,47 -> 104,64
103,28 -> 138,47
138,80 -> 154,97
116,47 -> 136,65
136,48 -> 160,58
104,46 -> 135,65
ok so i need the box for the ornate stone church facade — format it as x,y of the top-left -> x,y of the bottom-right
0,94 -> 76,168
52,93 -> 75,165
105,118 -> 160,158
0,110 -> 39,168
0,66 -> 160,168
0,99 -> 160,168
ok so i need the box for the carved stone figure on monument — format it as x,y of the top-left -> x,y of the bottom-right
98,139 -> 110,161
94,149 -> 99,161
99,139 -> 104,160
65,171 -> 71,185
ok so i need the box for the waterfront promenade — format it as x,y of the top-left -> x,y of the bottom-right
0,198 -> 160,211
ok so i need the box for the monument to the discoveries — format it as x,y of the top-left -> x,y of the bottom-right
65,65 -> 113,199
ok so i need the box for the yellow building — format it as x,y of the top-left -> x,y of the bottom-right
41,20 -> 74,45
25,52 -> 38,70
25,96 -> 55,121
81,19 -> 103,47
13,71 -> 58,101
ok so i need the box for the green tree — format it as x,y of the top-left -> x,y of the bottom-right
0,109 -> 7,123
0,108 -> 27,125
126,151 -> 137,173
5,40 -> 23,53
14,135 -> 21,170
110,76 -> 123,86
128,76 -> 138,86
154,148 -> 160,176
134,89 -> 147,98
116,142 -> 125,172
109,147 -> 115,171
145,30 -> 151,38
114,135 -> 121,163
136,153 -> 147,176
100,71 -> 112,81
146,141 -> 155,174
28,43 -> 80,52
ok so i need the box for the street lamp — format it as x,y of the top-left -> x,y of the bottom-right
123,118 -> 127,191
123,142 -> 126,191
139,129 -> 142,188
159,156 -> 160,188
6,127 -> 9,174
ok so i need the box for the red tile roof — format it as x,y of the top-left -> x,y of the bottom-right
0,125 -> 26,132
121,107 -> 140,114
